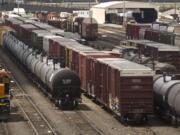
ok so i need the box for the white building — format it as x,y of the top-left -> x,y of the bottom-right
91,1 -> 158,24
73,10 -> 90,18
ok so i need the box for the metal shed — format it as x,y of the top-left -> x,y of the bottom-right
91,1 -> 158,24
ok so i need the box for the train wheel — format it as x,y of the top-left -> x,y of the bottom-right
54,100 -> 59,107
139,115 -> 148,124
120,115 -> 127,124
73,100 -> 78,108
171,116 -> 178,128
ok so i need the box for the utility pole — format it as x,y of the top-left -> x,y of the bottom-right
18,1 -> 19,14
123,0 -> 126,27
89,0 -> 91,12
89,0 -> 92,24
175,2 -> 177,15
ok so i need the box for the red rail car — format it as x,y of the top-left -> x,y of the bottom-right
93,58 -> 154,121
128,40 -> 180,73
78,51 -> 117,92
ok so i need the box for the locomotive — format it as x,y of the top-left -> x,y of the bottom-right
0,67 -> 11,120
3,32 -> 81,108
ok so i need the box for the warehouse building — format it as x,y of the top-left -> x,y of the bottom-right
91,1 -> 158,24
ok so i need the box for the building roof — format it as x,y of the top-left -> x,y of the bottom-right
162,9 -> 180,15
93,1 -> 157,9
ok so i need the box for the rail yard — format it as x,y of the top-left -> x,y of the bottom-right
1,0 -> 180,135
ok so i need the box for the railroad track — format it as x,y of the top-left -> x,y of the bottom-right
62,110 -> 104,135
0,59 -> 58,135
88,27 -> 126,50
98,27 -> 126,46
1,48 -> 104,135
10,77 -> 58,135
0,121 -> 9,135
99,25 -> 125,34
0,38 -> 166,135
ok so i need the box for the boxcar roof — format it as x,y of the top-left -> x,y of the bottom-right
97,58 -> 154,76
20,24 -> 37,29
145,43 -> 179,52
128,39 -> 179,52
32,30 -> 49,33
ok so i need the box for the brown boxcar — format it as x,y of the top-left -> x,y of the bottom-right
4,18 -> 23,35
47,12 -> 60,22
31,30 -> 53,51
78,51 -> 117,92
126,23 -> 151,40
128,40 -> 180,72
82,18 -> 98,41
65,43 -> 96,71
48,20 -> 61,29
66,16 -> 74,32
18,24 -> 39,46
144,29 -> 160,42
43,35 -> 60,56
93,58 -> 154,121
73,17 -> 84,34
49,37 -> 79,66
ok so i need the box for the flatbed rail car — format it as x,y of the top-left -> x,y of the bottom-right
0,69 -> 11,120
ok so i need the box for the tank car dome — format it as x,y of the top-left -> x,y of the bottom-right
123,52 -> 137,61
141,56 -> 151,64
155,63 -> 177,74
49,69 -> 80,90
153,76 -> 172,95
